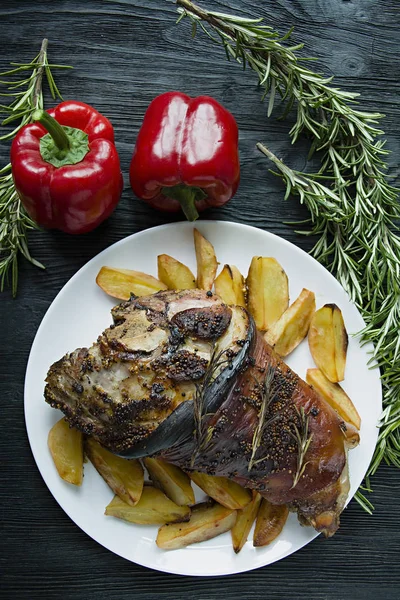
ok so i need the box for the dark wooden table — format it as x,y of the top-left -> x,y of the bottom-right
1,1 -> 399,598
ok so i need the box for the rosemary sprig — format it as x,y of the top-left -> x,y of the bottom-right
175,0 -> 400,508
191,344 -> 233,465
248,365 -> 276,471
0,39 -> 71,296
290,406 -> 313,489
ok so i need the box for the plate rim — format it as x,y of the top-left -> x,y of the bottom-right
24,220 -> 382,576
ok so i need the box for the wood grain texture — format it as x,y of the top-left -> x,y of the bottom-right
1,0 -> 399,598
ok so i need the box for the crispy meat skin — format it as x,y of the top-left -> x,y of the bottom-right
45,290 -> 232,452
45,289 -> 357,536
161,331 -> 351,535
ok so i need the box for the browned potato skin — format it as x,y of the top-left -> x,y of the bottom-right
190,471 -> 252,510
105,487 -> 191,525
143,457 -> 195,506
214,265 -> 246,307
308,304 -> 348,383
194,228 -> 218,290
86,438 -> 144,506
48,418 -> 83,486
264,288 -> 315,356
246,257 -> 289,331
332,306 -> 348,381
306,368 -> 361,430
253,500 -> 289,547
157,254 -> 196,290
156,502 -> 237,550
231,492 -> 262,553
96,266 -> 167,300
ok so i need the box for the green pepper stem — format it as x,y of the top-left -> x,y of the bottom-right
32,109 -> 70,151
178,192 -> 200,221
162,184 -> 206,221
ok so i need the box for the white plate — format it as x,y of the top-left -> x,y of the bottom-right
25,221 -> 382,576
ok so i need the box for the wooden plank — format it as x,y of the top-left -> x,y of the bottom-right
0,0 -> 399,598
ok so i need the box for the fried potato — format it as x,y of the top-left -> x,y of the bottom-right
253,499 -> 289,547
96,266 -> 167,300
156,501 -> 237,550
246,257 -> 289,331
308,304 -> 348,382
264,288 -> 315,356
105,487 -> 191,525
86,438 -> 144,506
48,418 -> 83,486
189,472 -> 252,510
309,304 -> 337,381
231,492 -> 262,553
306,368 -> 361,430
157,254 -> 196,290
143,457 -> 195,506
194,228 -> 218,290
214,264 -> 246,307
332,306 -> 348,381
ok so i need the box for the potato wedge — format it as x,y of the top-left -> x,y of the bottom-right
246,257 -> 289,331
306,368 -> 361,430
156,502 -> 236,550
48,418 -> 83,486
214,265 -> 246,307
308,304 -> 348,382
143,457 -> 195,506
193,228 -> 218,290
157,254 -> 196,290
332,306 -> 348,381
231,492 -> 262,553
264,288 -> 315,356
190,471 -> 252,510
105,487 -> 191,525
308,304 -> 337,381
253,499 -> 289,547
86,438 -> 144,506
96,266 -> 167,300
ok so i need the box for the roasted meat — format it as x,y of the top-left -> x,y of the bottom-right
160,329 -> 355,536
45,290 -> 248,454
45,289 -> 358,536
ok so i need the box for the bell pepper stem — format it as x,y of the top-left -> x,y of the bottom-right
32,109 -> 70,151
178,192 -> 200,221
162,184 -> 205,221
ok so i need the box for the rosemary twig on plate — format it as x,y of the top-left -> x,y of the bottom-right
290,406 -> 313,489
0,39 -> 71,296
191,345 -> 234,465
175,0 -> 400,509
248,365 -> 276,471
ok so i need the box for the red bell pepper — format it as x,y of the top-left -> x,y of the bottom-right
11,101 -> 123,234
129,92 -> 240,221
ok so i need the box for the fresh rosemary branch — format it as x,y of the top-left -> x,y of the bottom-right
290,407 -> 313,489
176,0 -> 400,508
0,39 -> 70,296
